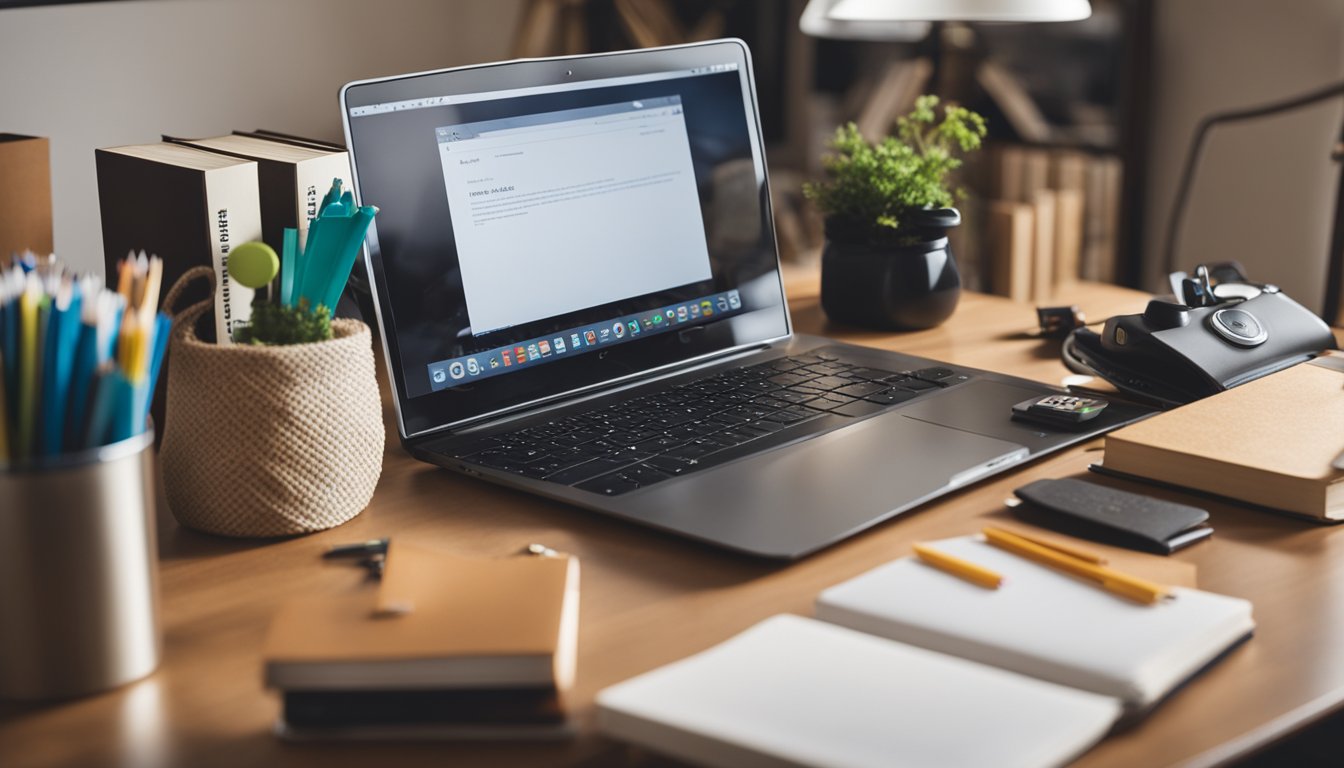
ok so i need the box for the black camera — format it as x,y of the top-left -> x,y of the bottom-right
1066,266 -> 1336,406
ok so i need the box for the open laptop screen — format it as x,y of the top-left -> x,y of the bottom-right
343,40 -> 789,438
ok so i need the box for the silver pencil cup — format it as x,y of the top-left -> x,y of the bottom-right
0,429 -> 161,700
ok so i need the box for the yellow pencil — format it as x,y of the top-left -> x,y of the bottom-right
982,527 -> 1169,605
913,542 -> 1003,589
16,274 -> 40,461
1000,528 -> 1108,565
116,253 -> 135,301
139,255 -> 163,324
117,308 -> 139,375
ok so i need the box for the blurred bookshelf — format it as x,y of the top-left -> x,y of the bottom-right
512,0 -> 1154,296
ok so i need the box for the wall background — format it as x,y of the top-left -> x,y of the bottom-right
0,0 -> 523,276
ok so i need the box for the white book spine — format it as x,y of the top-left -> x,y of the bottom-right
203,164 -> 262,343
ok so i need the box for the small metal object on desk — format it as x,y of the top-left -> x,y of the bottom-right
323,538 -> 389,559
360,553 -> 386,579
323,538 -> 389,580
521,543 -> 559,557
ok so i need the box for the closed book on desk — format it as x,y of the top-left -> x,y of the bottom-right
263,543 -> 579,737
95,142 -> 260,343
165,132 -> 352,253
598,614 -> 1121,768
816,536 -> 1254,710
1102,356 -> 1344,521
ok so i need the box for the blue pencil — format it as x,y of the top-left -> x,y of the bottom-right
65,314 -> 100,450
143,312 -> 171,425
109,372 -> 138,443
83,366 -> 115,449
40,282 -> 82,456
0,277 -> 15,438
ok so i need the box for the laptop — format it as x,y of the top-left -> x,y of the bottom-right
339,39 -> 1148,559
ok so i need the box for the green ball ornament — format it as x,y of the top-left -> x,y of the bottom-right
230,241 -> 280,290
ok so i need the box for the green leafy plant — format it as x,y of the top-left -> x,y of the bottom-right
804,95 -> 987,245
234,299 -> 333,346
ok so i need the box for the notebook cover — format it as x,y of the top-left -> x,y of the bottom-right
815,536 -> 1254,709
263,544 -> 579,690
598,614 -> 1121,768
1102,357 -> 1344,519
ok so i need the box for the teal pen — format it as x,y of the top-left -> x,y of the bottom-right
296,212 -> 341,310
281,228 -> 298,307
318,177 -> 343,213
292,180 -> 348,308
319,205 -> 378,313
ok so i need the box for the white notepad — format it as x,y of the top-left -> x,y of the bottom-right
816,535 -> 1255,709
597,614 -> 1121,768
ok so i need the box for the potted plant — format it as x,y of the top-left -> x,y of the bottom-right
804,95 -> 986,330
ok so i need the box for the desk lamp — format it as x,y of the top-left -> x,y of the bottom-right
800,0 -> 1091,39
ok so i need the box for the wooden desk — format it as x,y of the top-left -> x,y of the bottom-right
5,279 -> 1343,768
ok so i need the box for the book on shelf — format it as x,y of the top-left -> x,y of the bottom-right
263,542 -> 580,740
1101,355 -> 1344,521
95,141 -> 261,344
164,132 -> 352,254
0,134 -> 54,259
598,535 -> 1253,768
983,143 -> 1121,300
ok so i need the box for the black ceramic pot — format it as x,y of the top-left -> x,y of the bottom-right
820,208 -> 962,331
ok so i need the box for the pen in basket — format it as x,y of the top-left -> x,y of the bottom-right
0,251 -> 170,466
228,178 -> 377,346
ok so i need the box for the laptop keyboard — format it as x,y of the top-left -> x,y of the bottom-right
441,350 -> 971,496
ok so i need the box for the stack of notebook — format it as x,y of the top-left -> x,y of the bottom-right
263,543 -> 580,740
598,534 -> 1254,768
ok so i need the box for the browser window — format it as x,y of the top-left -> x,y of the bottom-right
437,97 -> 712,336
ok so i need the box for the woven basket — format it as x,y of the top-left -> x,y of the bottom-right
159,267 -> 385,537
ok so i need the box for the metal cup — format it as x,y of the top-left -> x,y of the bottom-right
0,429 -> 161,699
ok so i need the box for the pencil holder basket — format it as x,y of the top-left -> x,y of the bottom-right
159,267 -> 385,537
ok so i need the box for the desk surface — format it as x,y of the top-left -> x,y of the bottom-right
5,275 -> 1344,768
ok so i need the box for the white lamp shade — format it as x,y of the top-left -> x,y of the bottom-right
801,0 -> 1091,39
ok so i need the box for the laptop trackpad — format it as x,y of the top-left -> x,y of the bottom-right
636,414 -> 1028,558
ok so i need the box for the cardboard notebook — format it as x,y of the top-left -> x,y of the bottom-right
1102,355 -> 1344,521
263,543 -> 579,739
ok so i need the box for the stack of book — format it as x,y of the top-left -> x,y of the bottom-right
984,143 -> 1123,302
1101,354 -> 1344,521
263,543 -> 580,739
95,130 -> 352,344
